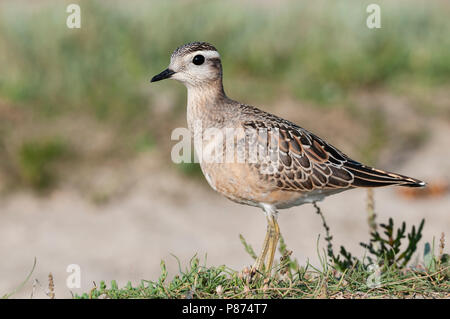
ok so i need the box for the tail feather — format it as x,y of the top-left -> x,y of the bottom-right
344,161 -> 426,188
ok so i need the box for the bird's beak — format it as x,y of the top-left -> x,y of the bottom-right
150,68 -> 175,82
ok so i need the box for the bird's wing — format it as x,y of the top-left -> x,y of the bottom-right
241,107 -> 424,191
243,119 -> 354,191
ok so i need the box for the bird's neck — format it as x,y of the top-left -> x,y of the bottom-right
186,80 -> 227,130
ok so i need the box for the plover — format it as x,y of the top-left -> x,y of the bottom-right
151,42 -> 425,273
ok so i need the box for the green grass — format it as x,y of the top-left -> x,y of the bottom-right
74,237 -> 449,299
74,208 -> 449,299
1,0 -> 449,114
17,137 -> 68,190
1,0 -> 449,118
1,195 -> 447,299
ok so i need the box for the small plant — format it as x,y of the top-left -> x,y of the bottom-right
1,258 -> 36,299
72,195 -> 448,299
422,233 -> 449,280
315,200 -> 426,271
76,234 -> 449,299
360,218 -> 424,268
17,138 -> 67,190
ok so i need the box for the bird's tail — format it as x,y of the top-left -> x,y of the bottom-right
344,161 -> 426,188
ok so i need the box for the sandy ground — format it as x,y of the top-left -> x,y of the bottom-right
0,120 -> 449,299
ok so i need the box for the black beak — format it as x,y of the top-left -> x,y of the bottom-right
150,68 -> 175,82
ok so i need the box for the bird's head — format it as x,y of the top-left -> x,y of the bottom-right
151,42 -> 223,89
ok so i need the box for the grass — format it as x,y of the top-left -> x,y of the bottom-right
74,238 -> 449,299
1,0 -> 449,112
16,138 -> 67,190
1,190 -> 447,299
73,203 -> 449,299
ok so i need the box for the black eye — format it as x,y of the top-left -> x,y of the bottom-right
192,54 -> 205,65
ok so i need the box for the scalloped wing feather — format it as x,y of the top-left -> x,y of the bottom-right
241,105 -> 425,192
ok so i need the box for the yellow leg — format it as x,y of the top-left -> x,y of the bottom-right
266,216 -> 280,273
252,214 -> 281,275
253,223 -> 271,272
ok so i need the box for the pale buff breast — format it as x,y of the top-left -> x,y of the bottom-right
199,161 -> 322,209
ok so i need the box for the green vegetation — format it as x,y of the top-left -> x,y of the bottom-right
1,258 -> 36,299
1,0 -> 449,112
77,262 -> 448,299
1,193 -> 447,299
17,138 -> 67,190
316,198 -> 427,270
75,205 -> 449,299
74,235 -> 449,299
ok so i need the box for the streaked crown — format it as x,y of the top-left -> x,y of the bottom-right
171,42 -> 218,59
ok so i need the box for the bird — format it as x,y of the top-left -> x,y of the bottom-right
151,42 -> 426,274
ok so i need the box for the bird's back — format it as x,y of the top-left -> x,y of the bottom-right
196,100 -> 425,209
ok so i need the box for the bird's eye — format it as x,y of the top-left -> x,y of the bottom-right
192,54 -> 205,65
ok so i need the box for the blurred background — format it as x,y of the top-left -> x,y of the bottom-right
0,0 -> 449,298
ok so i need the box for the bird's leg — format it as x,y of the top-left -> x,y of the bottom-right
253,222 -> 272,272
265,215 -> 280,274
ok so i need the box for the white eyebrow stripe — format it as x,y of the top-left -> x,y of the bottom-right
169,49 -> 221,71
190,50 -> 221,60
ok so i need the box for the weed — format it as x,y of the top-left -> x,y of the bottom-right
75,210 -> 448,299
17,138 -> 67,190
